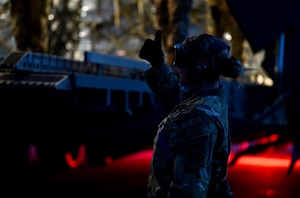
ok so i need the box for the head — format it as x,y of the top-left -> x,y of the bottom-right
173,34 -> 243,87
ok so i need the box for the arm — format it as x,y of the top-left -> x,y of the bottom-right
142,62 -> 187,112
139,30 -> 189,111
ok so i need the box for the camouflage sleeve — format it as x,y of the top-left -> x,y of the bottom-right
142,63 -> 188,111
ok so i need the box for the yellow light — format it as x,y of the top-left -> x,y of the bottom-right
256,74 -> 264,84
223,32 -> 232,41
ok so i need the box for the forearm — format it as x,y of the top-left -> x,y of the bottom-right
142,63 -> 186,111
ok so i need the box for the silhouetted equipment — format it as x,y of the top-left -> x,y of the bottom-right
226,0 -> 300,86
0,51 -> 165,172
226,0 -> 300,174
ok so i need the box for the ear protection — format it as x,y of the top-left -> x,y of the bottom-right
173,43 -> 211,83
186,58 -> 211,83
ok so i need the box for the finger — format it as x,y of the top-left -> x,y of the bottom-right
154,30 -> 162,46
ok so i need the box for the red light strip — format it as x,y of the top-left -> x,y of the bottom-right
234,156 -> 300,167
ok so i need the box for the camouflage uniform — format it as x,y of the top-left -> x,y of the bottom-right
143,63 -> 233,198
153,0 -> 193,65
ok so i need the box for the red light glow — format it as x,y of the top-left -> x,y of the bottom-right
235,156 -> 300,167
65,144 -> 87,168
63,139 -> 299,171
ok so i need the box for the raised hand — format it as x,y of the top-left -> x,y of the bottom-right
139,30 -> 165,68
